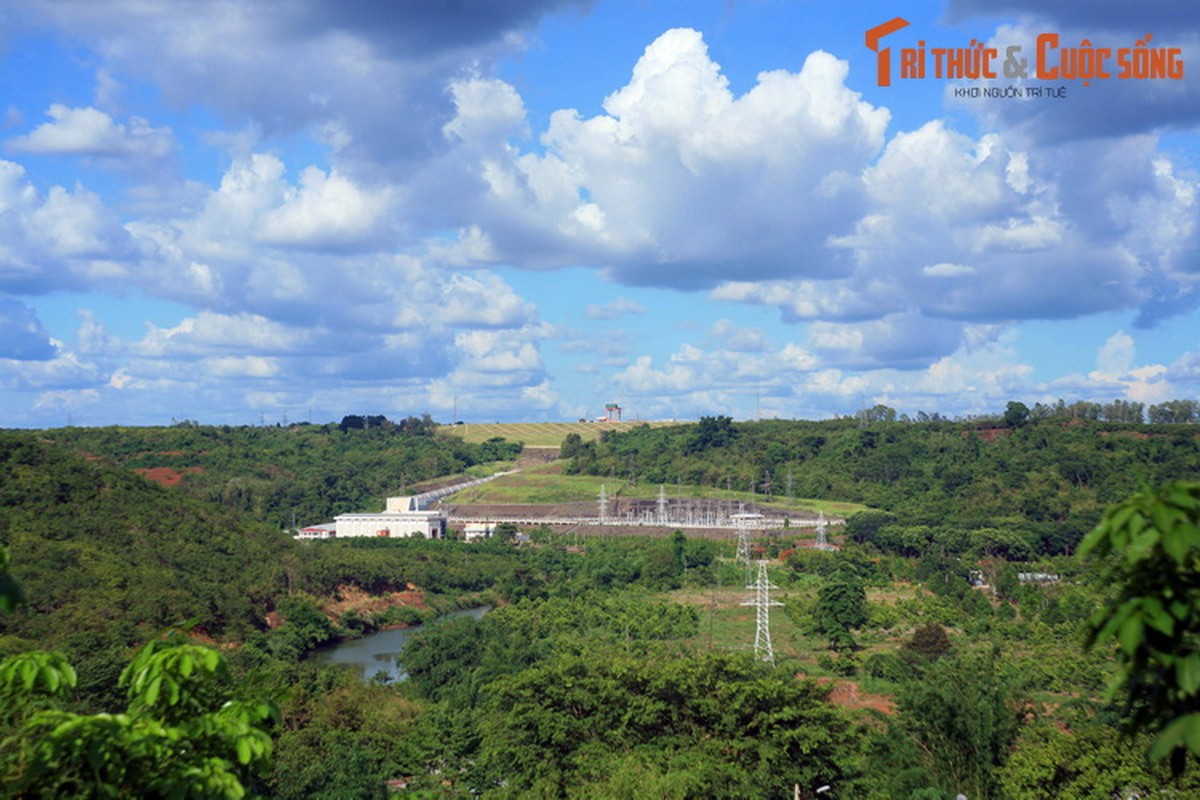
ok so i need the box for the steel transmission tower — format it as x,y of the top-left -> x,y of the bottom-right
733,512 -> 763,586
743,560 -> 782,665
598,484 -> 608,522
815,511 -> 834,550
734,516 -> 752,566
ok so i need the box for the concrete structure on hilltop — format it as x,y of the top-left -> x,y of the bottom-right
595,403 -> 622,422
333,495 -> 446,539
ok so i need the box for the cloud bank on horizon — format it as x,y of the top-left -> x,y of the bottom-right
0,0 -> 1197,426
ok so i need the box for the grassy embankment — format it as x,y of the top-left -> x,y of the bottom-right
440,420 -> 686,446
452,460 -> 867,518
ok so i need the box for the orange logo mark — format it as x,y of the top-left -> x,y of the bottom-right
865,17 -> 910,87
867,20 -> 1184,88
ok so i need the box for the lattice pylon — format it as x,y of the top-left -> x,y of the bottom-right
815,511 -> 833,550
742,560 -> 783,665
735,517 -> 752,566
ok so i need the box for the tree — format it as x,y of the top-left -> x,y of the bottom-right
916,552 -> 970,598
0,545 -> 24,613
1079,480 -> 1200,771
475,650 -> 853,798
814,570 -> 867,649
0,547 -> 276,798
338,414 -> 367,431
844,510 -> 895,545
999,716 -> 1200,799
1003,401 -> 1031,428
1,636 -> 276,798
1149,400 -> 1199,424
494,521 -> 519,542
559,432 -> 585,459
1102,399 -> 1145,424
269,677 -> 423,800
883,649 -> 1025,800
856,404 -> 897,423
902,622 -> 952,662
685,415 -> 737,454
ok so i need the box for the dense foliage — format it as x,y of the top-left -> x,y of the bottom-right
1,637 -> 276,798
0,432 -> 290,651
567,416 -> 1200,557
1080,480 -> 1200,770
3,417 -> 1200,798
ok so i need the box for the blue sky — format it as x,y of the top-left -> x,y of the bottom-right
1,0 -> 1199,427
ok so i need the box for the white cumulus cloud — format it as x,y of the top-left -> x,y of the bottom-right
7,104 -> 174,162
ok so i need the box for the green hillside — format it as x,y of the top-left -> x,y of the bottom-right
0,432 -> 290,652
43,422 -> 521,529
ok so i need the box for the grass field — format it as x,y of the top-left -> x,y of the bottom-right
439,420 -> 687,446
670,584 -> 828,670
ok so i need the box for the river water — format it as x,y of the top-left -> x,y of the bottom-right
310,606 -> 488,682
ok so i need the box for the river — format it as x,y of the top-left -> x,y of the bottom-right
310,606 -> 489,682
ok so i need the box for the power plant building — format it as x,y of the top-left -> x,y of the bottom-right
333,495 -> 446,539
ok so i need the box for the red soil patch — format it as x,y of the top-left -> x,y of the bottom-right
812,677 -> 895,715
322,584 -> 427,622
963,427 -> 1010,442
135,466 -> 203,486
264,586 -> 427,630
1099,430 -> 1152,440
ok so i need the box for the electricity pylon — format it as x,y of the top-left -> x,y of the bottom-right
815,511 -> 834,550
743,560 -> 782,665
735,517 -> 752,566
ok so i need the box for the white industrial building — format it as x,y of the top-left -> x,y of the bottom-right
332,495 -> 447,539
462,521 -> 498,541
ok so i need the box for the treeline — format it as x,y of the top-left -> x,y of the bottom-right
565,415 -> 1200,558
854,397 -> 1200,424
42,418 -> 521,530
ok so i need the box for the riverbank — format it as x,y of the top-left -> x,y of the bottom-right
310,606 -> 491,682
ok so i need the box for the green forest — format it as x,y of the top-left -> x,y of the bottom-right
1,412 -> 1199,798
